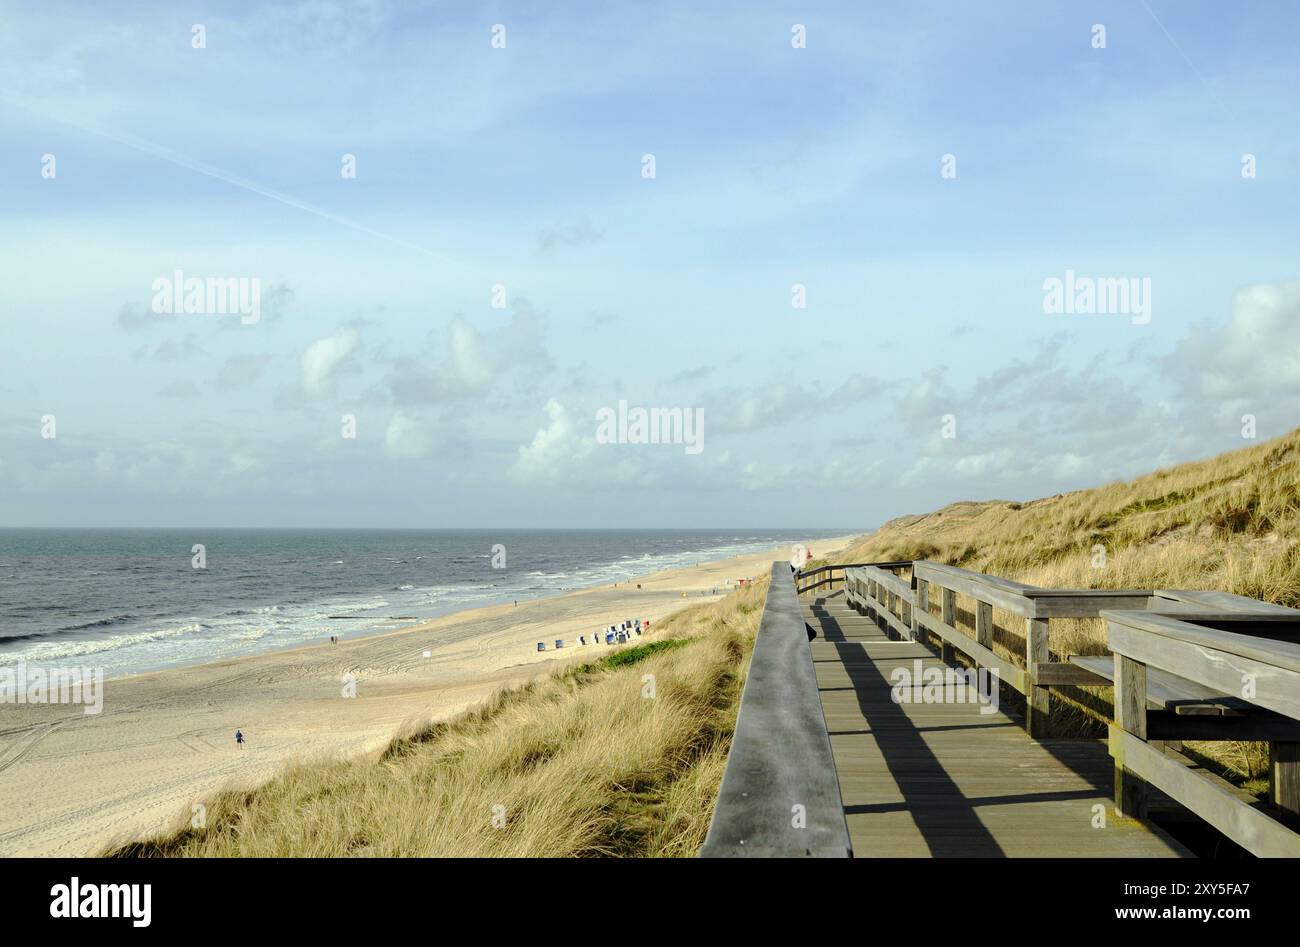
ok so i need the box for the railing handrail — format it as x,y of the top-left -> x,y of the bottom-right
796,560 -> 912,596
798,560 -> 911,577
1154,589 -> 1300,615
700,562 -> 851,858
1102,609 -> 1300,695
850,564 -> 915,603
911,561 -> 1154,619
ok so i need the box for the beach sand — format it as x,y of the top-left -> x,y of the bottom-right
0,535 -> 857,856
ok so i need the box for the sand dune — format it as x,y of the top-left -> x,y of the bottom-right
0,536 -> 855,856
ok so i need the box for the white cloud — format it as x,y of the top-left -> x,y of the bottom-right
386,305 -> 552,407
447,318 -> 492,389
510,399 -> 593,484
1167,281 -> 1300,401
301,328 -> 360,396
385,411 -> 433,459
711,374 -> 878,435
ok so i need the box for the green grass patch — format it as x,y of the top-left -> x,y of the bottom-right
570,638 -> 689,675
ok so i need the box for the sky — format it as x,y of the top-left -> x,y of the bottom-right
1,0 -> 1298,529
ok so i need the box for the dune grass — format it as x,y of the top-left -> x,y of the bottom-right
837,427 -> 1300,792
107,579 -> 767,858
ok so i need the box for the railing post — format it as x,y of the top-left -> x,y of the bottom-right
975,601 -> 993,650
1112,653 -> 1149,820
1270,742 -> 1300,830
974,599 -> 993,679
1024,617 -> 1050,738
912,578 -> 928,643
940,587 -> 956,664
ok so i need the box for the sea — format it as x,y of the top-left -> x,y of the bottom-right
0,528 -> 850,679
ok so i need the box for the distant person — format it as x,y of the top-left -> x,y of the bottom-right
235,729 -> 245,749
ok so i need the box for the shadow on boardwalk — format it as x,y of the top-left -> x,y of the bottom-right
807,592 -> 1187,858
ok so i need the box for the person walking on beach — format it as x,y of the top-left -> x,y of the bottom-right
235,729 -> 245,749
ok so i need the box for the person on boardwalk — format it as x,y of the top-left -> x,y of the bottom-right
235,729 -> 245,749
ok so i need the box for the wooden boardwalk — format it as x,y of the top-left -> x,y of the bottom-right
807,591 -> 1189,857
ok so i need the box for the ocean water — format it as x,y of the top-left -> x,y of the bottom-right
0,529 -> 848,678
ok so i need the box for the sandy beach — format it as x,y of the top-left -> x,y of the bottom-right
0,535 -> 856,856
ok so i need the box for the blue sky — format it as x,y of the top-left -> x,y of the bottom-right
1,0 -> 1298,528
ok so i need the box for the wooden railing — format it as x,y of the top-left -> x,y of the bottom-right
795,561 -> 908,595
814,558 -> 1300,857
700,562 -> 851,857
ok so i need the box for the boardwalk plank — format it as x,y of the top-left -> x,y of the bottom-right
805,591 -> 1189,858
